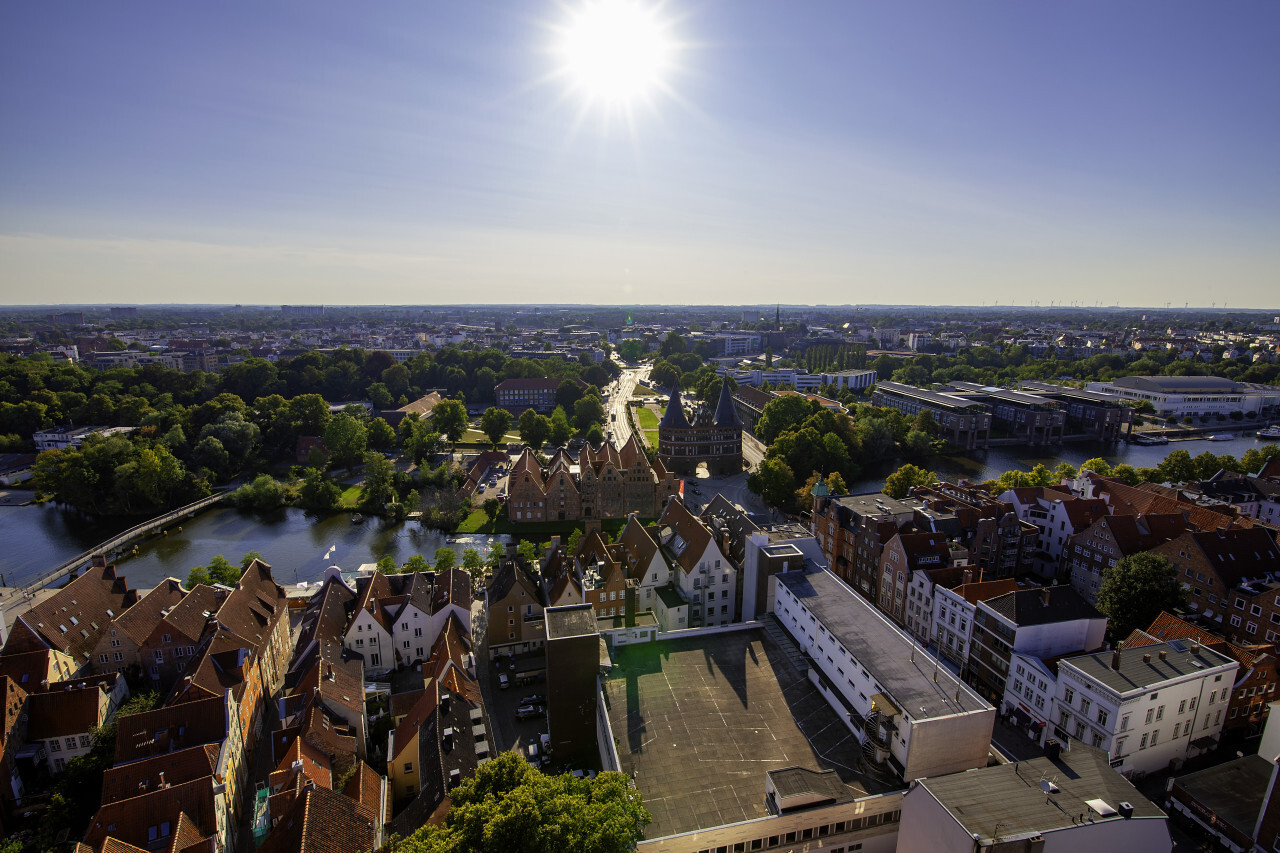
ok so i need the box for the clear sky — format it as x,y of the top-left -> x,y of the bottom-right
1,1 -> 1277,308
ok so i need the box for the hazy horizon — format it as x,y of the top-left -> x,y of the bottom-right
3,2 -> 1277,308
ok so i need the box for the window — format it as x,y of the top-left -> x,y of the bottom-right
114,652 -> 123,662
98,654 -> 109,664
355,639 -> 364,648
1156,705 -> 1165,721
49,740 -> 60,752
1150,729 -> 1159,746
1178,700 -> 1186,715
1120,713 -> 1130,731
1145,708 -> 1154,725
1139,733 -> 1149,749
414,627 -> 423,637
404,762 -> 413,772
371,654 -> 380,667
1080,698 -> 1091,716
1172,723 -> 1181,738
1097,709 -> 1109,727
1064,687 -> 1075,705
65,737 -> 77,750
79,735 -> 92,748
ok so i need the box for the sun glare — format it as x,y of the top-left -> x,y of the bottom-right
557,0 -> 674,108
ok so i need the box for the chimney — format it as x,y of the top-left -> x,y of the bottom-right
1111,648 -> 1122,671
1041,587 -> 1052,607
1142,654 -> 1151,664
1191,643 -> 1201,654
962,568 -> 973,586
158,771 -> 166,789
1158,650 -> 1167,661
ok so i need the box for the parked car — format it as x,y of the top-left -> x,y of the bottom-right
540,733 -> 552,752
520,694 -> 545,706
515,704 -> 544,720
498,673 -> 510,689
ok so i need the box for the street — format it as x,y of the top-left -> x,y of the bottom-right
608,365 -> 648,446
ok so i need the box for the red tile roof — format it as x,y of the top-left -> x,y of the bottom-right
6,564 -> 137,665
100,744 -> 222,805
257,785 -> 377,853
112,579 -> 186,646
27,681 -> 106,739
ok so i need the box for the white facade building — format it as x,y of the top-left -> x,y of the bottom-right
1053,641 -> 1238,777
773,566 -> 994,782
1085,375 -> 1276,418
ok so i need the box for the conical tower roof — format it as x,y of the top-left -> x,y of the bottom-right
712,378 -> 741,427
659,380 -> 691,429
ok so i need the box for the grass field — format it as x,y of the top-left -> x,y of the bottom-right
337,485 -> 363,509
455,509 -> 656,539
631,384 -> 658,396
635,406 -> 660,448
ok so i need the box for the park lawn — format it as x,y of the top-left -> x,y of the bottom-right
635,407 -> 660,447
461,429 -> 521,445
338,485 -> 363,509
632,384 -> 658,396
454,510 -> 657,539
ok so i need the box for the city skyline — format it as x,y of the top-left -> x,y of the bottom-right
2,1 -> 1277,308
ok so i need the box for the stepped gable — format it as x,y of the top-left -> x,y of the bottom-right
713,378 -> 741,427
352,572 -> 395,633
615,515 -> 661,577
510,446 -> 546,491
214,559 -> 287,648
659,379 -> 691,429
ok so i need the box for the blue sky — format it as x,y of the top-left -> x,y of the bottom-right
1,1 -> 1276,307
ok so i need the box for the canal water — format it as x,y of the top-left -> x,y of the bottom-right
2,432 -> 1273,591
0,503 -> 508,591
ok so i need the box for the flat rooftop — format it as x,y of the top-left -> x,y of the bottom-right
602,630 -> 889,840
1061,640 -> 1236,696
776,568 -> 990,718
545,604 -> 599,639
919,745 -> 1167,841
1173,754 -> 1271,838
874,381 -> 987,411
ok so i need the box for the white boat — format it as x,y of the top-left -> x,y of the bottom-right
1207,434 -> 1233,442
1258,425 -> 1280,439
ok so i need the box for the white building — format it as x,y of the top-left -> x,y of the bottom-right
930,577 -> 1019,669
33,425 -> 133,451
1053,641 -> 1237,777
1004,651 -> 1058,737
344,569 -> 472,677
1086,375 -> 1278,418
773,565 -> 995,782
1000,486 -> 1109,579
656,500 -> 737,628
898,744 -> 1173,853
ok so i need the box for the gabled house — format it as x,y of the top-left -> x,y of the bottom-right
1148,527 -> 1280,641
485,557 -> 546,658
3,561 -> 138,673
1065,512 -> 1189,603
29,673 -> 128,773
656,497 -> 736,627
137,585 -> 227,688
256,785 -> 379,853
1000,485 -> 1109,578
610,517 -> 672,613
877,531 -> 954,631
0,648 -> 78,690
93,579 -> 187,679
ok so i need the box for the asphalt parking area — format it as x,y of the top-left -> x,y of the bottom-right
602,629 -> 882,840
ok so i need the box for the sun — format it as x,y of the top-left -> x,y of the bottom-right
555,0 -> 675,108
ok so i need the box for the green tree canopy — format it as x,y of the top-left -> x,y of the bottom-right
1079,457 -> 1112,476
549,406 -> 573,446
884,463 -> 936,499
480,407 -> 513,448
433,398 -> 469,445
748,457 -> 796,508
299,467 -> 341,511
399,751 -> 649,853
435,547 -> 458,570
754,394 -> 814,444
324,412 -> 368,469
1096,552 -> 1188,642
519,408 -> 552,450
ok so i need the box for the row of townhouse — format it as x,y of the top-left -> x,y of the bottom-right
505,436 -> 680,524
342,567 -> 471,678
487,496 -> 739,659
77,559 -> 293,853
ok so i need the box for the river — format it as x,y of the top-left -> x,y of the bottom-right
2,432 -> 1274,591
0,504 -> 508,591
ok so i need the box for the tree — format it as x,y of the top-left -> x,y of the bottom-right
434,547 -> 458,571
516,540 -> 540,564
367,417 -> 397,450
573,394 -> 605,431
241,550 -> 265,569
376,555 -> 399,574
1156,449 -> 1198,484
188,554 -> 240,588
462,548 -> 484,583
884,463 -> 936,499
519,408 -> 552,450
1079,457 -> 1112,476
549,406 -> 572,446
617,339 -> 645,362
658,332 -> 687,357
480,407 -> 513,448
555,379 -> 585,410
299,467 -> 341,511
755,394 -> 814,444
402,554 -> 430,573
361,452 -> 396,510
826,471 -> 848,494
433,398 -> 469,445
1095,553 -> 1188,642
324,412 -> 368,469
399,750 -> 649,853
483,497 -> 501,520
747,457 -> 796,508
